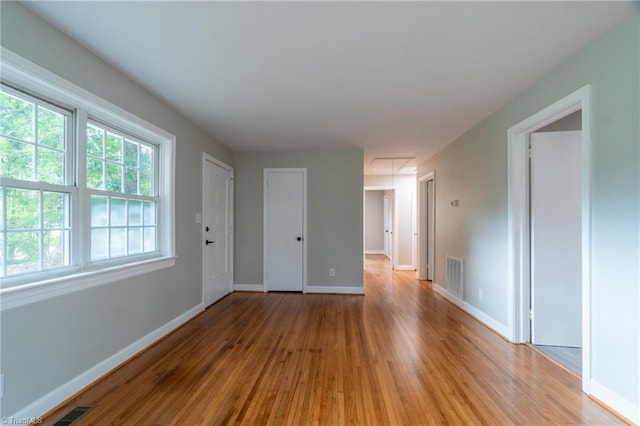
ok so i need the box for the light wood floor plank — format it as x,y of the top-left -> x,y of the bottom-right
42,255 -> 625,425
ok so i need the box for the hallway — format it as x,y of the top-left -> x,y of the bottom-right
43,255 -> 622,425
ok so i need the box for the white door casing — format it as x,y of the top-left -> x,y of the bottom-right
202,155 -> 233,307
418,172 -> 435,281
507,84 -> 590,393
264,169 -> 306,292
530,131 -> 582,347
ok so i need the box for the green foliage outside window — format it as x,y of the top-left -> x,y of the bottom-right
1,89 -> 69,277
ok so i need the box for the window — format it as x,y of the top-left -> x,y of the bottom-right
1,87 -> 73,278
0,49 -> 175,308
86,121 -> 158,261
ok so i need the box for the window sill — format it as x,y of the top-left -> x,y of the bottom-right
0,256 -> 177,312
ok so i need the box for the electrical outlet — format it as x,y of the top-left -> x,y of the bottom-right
479,288 -> 484,301
329,268 -> 335,277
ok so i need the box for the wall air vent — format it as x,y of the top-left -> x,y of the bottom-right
446,256 -> 464,299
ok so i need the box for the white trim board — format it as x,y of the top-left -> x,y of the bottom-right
394,265 -> 416,271
1,257 -> 176,312
433,283 -> 509,339
365,250 -> 385,255
305,286 -> 365,295
589,380 -> 638,424
233,284 -> 264,292
10,304 -> 203,420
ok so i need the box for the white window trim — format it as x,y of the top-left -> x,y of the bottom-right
0,48 -> 176,311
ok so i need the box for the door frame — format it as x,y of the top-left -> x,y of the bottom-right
363,186 -> 396,268
201,153 -> 234,304
418,171 -> 435,281
263,168 -> 307,293
506,85 -> 591,392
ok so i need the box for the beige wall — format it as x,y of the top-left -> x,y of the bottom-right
417,14 -> 639,417
233,148 -> 364,288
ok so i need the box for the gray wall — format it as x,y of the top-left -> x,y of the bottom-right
417,14 -> 639,411
233,148 -> 364,288
1,2 -> 231,415
364,190 -> 384,252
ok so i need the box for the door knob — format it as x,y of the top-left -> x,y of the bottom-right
205,240 -> 215,245
297,237 -> 303,241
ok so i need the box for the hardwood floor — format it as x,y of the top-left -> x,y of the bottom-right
44,255 -> 623,425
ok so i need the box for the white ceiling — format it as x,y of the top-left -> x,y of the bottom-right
24,1 -> 634,173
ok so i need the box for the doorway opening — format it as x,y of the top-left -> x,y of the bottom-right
364,187 -> 395,268
418,171 -> 435,282
530,112 -> 582,375
507,85 -> 591,392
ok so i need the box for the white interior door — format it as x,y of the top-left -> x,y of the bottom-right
264,169 -> 305,292
530,130 -> 582,347
203,158 -> 232,307
383,194 -> 392,260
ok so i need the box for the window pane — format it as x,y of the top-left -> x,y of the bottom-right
0,91 -> 34,141
106,132 -> 123,162
91,228 -> 108,261
143,201 -> 156,226
91,195 -> 108,227
110,197 -> 126,227
140,144 -> 153,171
106,162 -> 122,192
139,170 -> 152,196
124,139 -> 138,168
7,231 -> 40,275
128,227 -> 142,255
6,188 -> 39,230
87,158 -> 104,189
1,137 -> 34,180
43,192 -> 65,228
124,167 -> 138,194
128,200 -> 142,226
37,106 -> 64,150
87,124 -> 104,158
43,230 -> 67,269
37,146 -> 65,184
110,228 -> 126,258
143,227 -> 156,252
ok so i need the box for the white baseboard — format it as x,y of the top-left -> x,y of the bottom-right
233,284 -> 264,292
394,265 -> 416,271
305,285 -> 365,295
11,304 -> 204,420
590,379 -> 638,424
433,283 -> 508,338
365,250 -> 385,255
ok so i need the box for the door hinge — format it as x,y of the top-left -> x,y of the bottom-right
529,310 -> 533,320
